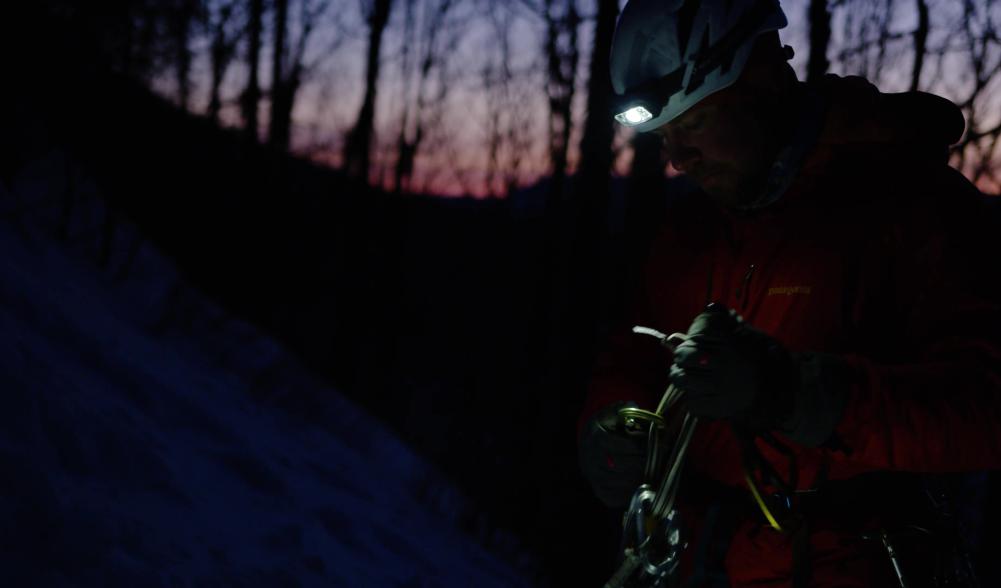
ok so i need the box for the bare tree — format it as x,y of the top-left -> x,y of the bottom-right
267,0 -> 289,147
910,0 -> 929,92
168,0 -> 202,110
481,1 -> 536,197
119,0 -> 161,81
343,0 -> 395,182
390,0 -> 419,192
563,0 -> 620,383
542,0 -> 580,205
515,0 -> 580,201
807,0 -> 832,83
834,0 -> 1001,193
206,0 -> 244,122
390,0 -> 464,194
576,0 -> 618,192
240,0 -> 265,139
482,61 -> 504,196
835,0 -> 910,83
949,0 -> 1001,191
268,0 -> 331,150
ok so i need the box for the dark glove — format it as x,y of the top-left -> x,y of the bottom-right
669,304 -> 849,446
579,402 -> 648,508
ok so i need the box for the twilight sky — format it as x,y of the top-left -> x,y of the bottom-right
152,0 -> 1000,196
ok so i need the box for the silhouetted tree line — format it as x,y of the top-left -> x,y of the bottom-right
30,0 -> 994,202
68,0 -> 998,196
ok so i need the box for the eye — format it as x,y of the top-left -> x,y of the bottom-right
659,133 -> 674,154
683,113 -> 705,132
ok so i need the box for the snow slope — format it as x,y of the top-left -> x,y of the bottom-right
0,158 -> 535,587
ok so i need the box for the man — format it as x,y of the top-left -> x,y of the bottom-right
578,0 -> 1001,586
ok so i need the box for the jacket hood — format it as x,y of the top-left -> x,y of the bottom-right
729,74 -> 965,213
815,74 -> 966,156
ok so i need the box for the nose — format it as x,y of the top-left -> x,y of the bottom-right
661,130 -> 701,173
666,143 -> 701,173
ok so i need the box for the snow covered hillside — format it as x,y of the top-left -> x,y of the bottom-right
0,161 -> 535,586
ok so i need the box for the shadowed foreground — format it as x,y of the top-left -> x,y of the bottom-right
0,178 -> 534,587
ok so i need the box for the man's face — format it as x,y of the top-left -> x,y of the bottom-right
653,84 -> 780,208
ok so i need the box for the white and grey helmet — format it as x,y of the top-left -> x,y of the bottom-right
610,0 -> 788,132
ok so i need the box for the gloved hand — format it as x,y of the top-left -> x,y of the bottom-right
579,401 -> 648,508
669,304 -> 849,445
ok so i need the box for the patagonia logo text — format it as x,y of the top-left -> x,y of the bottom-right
768,286 -> 812,296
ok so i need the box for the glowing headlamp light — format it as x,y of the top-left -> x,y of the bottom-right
615,105 -> 655,126
612,88 -> 669,129
612,65 -> 685,129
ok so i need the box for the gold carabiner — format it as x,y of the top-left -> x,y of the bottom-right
617,406 -> 667,430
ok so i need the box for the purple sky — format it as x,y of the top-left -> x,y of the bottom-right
152,0 -> 1001,196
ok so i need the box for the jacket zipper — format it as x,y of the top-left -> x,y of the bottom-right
734,264 -> 756,312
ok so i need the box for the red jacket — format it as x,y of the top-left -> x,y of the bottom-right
582,76 -> 1001,586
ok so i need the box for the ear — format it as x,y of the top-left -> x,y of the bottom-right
739,32 -> 798,98
736,61 -> 787,105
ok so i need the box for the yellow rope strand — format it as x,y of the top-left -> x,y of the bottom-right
743,470 -> 784,532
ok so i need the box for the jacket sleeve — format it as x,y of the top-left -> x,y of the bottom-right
823,169 -> 1001,472
576,218 -> 698,438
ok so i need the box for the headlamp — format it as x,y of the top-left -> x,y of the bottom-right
611,67 -> 684,129
615,105 -> 654,126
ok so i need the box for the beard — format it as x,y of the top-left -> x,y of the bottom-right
693,163 -> 769,210
681,91 -> 793,210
